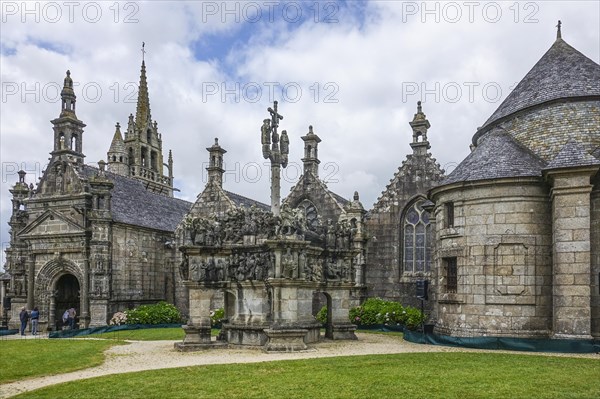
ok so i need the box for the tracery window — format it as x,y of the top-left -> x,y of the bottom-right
403,200 -> 432,273
297,200 -> 319,231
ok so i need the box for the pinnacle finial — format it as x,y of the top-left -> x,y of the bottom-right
417,101 -> 422,113
308,125 -> 313,134
66,70 -> 71,77
214,138 -> 219,145
115,122 -> 120,129
141,41 -> 146,61
556,20 -> 562,39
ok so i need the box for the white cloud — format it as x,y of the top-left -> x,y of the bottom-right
1,1 -> 599,268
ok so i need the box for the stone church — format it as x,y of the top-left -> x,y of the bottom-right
3,26 -> 599,341
429,28 -> 600,339
4,62 -> 192,330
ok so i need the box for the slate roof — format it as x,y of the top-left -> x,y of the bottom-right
442,130 -> 547,185
544,139 -> 600,170
479,38 -> 600,134
224,190 -> 270,211
83,166 -> 192,231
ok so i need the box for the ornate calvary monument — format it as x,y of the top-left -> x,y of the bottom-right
176,102 -> 367,351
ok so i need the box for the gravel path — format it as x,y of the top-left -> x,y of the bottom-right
1,333 -> 597,398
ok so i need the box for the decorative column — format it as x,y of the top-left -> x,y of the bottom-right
546,161 -> 599,339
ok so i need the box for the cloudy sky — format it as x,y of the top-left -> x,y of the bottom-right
1,1 -> 599,267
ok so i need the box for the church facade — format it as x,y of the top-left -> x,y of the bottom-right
4,63 -> 191,330
3,27 -> 599,341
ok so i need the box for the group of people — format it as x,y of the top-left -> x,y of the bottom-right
18,306 -> 77,336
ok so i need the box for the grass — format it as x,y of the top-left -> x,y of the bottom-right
89,327 -> 219,341
12,352 -> 600,399
0,339 -> 119,384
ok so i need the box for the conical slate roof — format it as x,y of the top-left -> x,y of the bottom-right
108,123 -> 126,154
442,130 -> 547,185
478,38 -> 600,134
544,139 -> 600,170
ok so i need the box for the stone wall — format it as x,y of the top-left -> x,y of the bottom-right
431,178 -> 552,338
365,149 -> 443,309
109,224 -> 178,314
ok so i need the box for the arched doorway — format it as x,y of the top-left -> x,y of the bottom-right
54,274 -> 80,330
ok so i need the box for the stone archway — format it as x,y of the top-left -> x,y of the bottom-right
54,274 -> 80,330
34,259 -> 84,331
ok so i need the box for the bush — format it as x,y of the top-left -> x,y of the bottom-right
124,302 -> 182,325
316,306 -> 328,324
210,308 -> 224,327
349,297 -> 427,330
109,311 -> 127,326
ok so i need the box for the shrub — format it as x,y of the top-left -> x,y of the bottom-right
109,311 -> 127,326
124,302 -> 182,325
349,297 -> 427,330
316,306 -> 328,324
210,308 -> 224,327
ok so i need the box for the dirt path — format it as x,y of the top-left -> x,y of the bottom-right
1,333 -> 597,398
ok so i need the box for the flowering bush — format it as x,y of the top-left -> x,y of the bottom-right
124,301 -> 182,325
210,308 -> 225,327
109,311 -> 127,326
349,297 -> 426,330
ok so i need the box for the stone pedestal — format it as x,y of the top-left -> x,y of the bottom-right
89,299 -> 108,327
264,328 -> 308,352
330,323 -> 358,340
174,324 -> 227,351
224,323 -> 270,346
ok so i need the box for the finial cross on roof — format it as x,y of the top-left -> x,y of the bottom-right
556,20 -> 562,39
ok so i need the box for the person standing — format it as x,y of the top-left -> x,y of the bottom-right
30,307 -> 39,335
19,307 -> 29,336
67,307 -> 77,330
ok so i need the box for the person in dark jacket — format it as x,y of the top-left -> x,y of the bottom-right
19,307 -> 29,336
30,307 -> 39,335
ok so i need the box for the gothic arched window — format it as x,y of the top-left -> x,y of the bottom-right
403,199 -> 432,273
297,200 -> 319,231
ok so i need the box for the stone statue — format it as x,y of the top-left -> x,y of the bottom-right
282,249 -> 296,279
261,119 -> 271,159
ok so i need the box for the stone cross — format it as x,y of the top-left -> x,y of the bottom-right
268,101 -> 283,143
262,101 -> 288,217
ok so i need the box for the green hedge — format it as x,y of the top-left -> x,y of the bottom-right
349,298 -> 426,330
125,302 -> 182,325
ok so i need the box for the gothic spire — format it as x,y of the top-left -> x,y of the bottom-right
135,48 -> 152,132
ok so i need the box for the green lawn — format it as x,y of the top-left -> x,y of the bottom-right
91,327 -> 185,341
0,339 -> 119,384
12,352 -> 600,399
90,327 -> 220,341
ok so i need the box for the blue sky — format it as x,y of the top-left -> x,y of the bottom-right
1,1 -> 599,268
